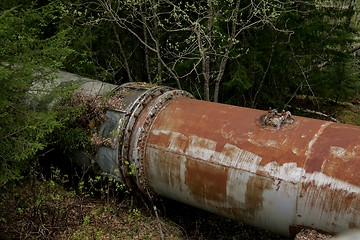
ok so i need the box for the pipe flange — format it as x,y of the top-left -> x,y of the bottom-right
131,90 -> 193,198
118,85 -> 173,188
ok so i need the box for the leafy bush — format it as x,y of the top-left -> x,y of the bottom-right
0,4 -> 74,184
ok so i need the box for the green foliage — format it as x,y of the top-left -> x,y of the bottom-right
221,0 -> 359,107
127,208 -> 142,222
0,4 -> 75,184
73,0 -> 358,106
0,169 -> 79,238
77,174 -> 126,201
338,107 -> 360,126
51,0 -> 118,82
56,128 -> 90,153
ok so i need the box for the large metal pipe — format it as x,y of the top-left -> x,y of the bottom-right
46,72 -> 360,237
141,98 -> 360,237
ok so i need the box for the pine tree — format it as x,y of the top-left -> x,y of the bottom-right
0,3 -> 74,184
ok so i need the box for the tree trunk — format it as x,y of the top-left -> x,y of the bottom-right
213,53 -> 228,103
113,26 -> 133,82
213,0 -> 241,102
142,15 -> 151,83
201,2 -> 213,101
153,13 -> 163,84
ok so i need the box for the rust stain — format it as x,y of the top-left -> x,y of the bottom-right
149,150 -> 182,190
303,123 -> 331,173
303,156 -> 324,174
300,184 -> 360,212
185,135 -> 217,161
148,98 -> 322,169
150,130 -> 190,153
168,132 -> 189,154
297,174 -> 360,233
185,159 -> 227,203
148,98 -> 360,185
245,174 -> 273,213
144,97 -> 360,235
305,124 -> 360,186
150,130 -> 172,148
246,120 -> 325,167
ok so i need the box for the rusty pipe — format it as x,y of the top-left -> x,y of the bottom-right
140,98 -> 360,236
45,72 -> 360,237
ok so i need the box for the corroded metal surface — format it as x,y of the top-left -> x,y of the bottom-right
143,97 -> 360,236
128,89 -> 193,195
40,73 -> 360,237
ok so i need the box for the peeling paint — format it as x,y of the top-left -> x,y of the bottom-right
185,136 -> 217,161
305,122 -> 332,157
292,147 -> 301,156
297,171 -> 360,234
330,146 -> 358,160
263,162 -> 305,183
248,138 -> 280,148
143,98 -> 360,236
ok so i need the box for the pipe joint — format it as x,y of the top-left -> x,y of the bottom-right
126,88 -> 193,197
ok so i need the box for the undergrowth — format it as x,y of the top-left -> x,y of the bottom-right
0,165 -> 184,239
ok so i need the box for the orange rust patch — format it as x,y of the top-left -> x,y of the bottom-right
304,155 -> 325,173
185,159 -> 227,203
172,134 -> 189,153
148,98 -> 324,169
149,131 -> 171,148
305,124 -> 360,186
148,150 -> 182,189
245,174 -> 273,213
148,97 -> 360,186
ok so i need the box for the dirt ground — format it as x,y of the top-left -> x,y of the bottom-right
294,229 -> 332,240
0,179 -> 335,240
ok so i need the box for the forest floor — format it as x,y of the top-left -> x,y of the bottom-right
0,175 -> 292,240
289,95 -> 360,125
0,100 -> 359,240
